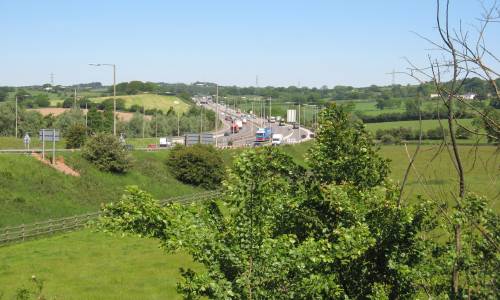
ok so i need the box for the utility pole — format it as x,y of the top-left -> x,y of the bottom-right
15,96 -> 18,138
85,102 -> 88,132
142,105 -> 145,139
386,69 -> 396,86
50,73 -> 54,86
269,97 -> 272,120
215,84 -> 219,147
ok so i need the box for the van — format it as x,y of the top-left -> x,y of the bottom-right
272,133 -> 283,145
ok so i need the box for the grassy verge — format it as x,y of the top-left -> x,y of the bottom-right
0,229 -> 199,299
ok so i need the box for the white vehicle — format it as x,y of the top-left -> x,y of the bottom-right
235,119 -> 243,129
269,116 -> 276,123
271,133 -> 283,145
159,137 -> 171,148
242,118 -> 248,124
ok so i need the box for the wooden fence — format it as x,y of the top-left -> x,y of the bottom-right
0,190 -> 220,246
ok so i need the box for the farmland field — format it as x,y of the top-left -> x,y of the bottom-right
364,118 -> 475,132
90,94 -> 190,113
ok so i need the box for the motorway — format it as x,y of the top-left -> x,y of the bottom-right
204,101 -> 313,147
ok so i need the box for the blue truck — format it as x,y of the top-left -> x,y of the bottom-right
255,127 -> 272,142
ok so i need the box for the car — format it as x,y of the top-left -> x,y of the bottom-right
293,123 -> 299,129
224,132 -> 230,136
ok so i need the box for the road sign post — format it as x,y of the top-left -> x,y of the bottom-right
39,129 -> 60,163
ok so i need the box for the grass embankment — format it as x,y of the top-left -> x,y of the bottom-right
0,230 -> 199,300
90,94 -> 190,113
0,151 -> 202,227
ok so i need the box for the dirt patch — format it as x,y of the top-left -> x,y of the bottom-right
31,153 -> 80,177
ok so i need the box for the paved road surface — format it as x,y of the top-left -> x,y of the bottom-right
204,102 -> 312,147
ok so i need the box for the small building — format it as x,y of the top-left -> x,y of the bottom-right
462,93 -> 476,100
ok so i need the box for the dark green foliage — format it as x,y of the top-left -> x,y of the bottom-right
82,133 -> 131,173
308,103 -> 390,189
65,123 -> 87,149
166,144 -> 224,189
380,133 -> 399,144
455,126 -> 472,139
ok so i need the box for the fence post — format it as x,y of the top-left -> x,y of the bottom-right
49,219 -> 52,235
22,224 -> 25,241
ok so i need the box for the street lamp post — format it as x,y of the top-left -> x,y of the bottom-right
215,84 -> 219,147
89,63 -> 117,135
15,96 -> 18,139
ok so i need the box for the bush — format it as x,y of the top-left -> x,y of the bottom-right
166,144 -> 224,189
380,134 -> 399,144
82,133 -> 132,173
65,123 -> 87,149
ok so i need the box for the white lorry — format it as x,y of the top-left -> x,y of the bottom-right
235,119 -> 243,129
271,133 -> 284,145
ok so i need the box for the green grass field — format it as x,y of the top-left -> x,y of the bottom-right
350,99 -> 406,116
0,230 -> 199,299
0,151 -> 202,227
90,94 -> 190,113
364,118 -> 475,132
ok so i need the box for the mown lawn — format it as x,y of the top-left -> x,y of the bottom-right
0,230 -> 199,299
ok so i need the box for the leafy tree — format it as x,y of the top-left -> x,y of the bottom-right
33,94 -> 50,108
166,144 -> 224,189
307,103 -> 389,189
65,123 -> 87,149
100,147 -> 439,299
82,133 -> 131,173
0,87 -> 10,102
54,108 -> 85,136
0,102 -> 43,136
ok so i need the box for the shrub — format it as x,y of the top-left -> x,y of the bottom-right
82,133 -> 132,173
380,134 -> 399,144
166,144 -> 224,189
456,126 -> 471,139
65,123 -> 87,149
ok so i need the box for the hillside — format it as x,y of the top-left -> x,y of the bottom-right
0,151 -> 202,227
90,94 -> 190,113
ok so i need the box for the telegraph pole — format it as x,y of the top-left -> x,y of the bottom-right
15,96 -> 18,138
215,84 -> 219,146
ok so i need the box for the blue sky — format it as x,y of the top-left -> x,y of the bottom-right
1,0 -> 498,87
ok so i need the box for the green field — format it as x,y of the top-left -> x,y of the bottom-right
90,94 -> 190,113
348,99 -> 406,116
280,142 -> 499,206
0,151 -> 202,227
364,118 -> 475,132
0,230 -> 199,299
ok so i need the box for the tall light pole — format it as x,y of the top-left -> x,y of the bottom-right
89,63 -> 117,135
215,84 -> 219,147
15,96 -> 18,138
